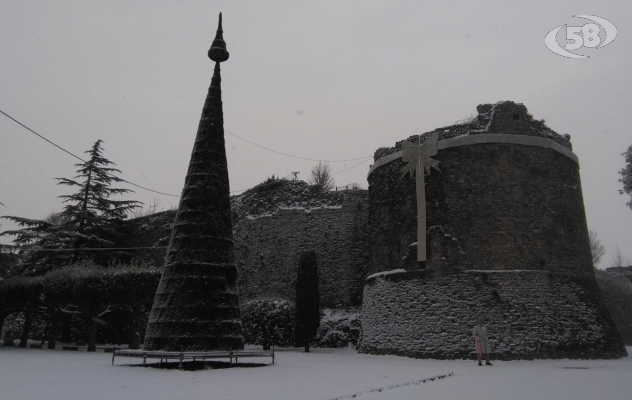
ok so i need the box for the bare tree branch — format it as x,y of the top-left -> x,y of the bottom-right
589,230 -> 606,268
610,246 -> 631,268
97,303 -> 117,318
308,161 -> 335,191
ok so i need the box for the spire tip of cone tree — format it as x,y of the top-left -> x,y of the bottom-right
208,13 -> 229,62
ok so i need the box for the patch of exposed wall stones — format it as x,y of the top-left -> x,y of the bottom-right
595,270 -> 632,345
359,270 -> 626,359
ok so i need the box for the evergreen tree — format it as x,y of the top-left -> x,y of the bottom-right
1,140 -> 141,275
0,215 -> 75,275
294,250 -> 320,352
56,140 -> 141,261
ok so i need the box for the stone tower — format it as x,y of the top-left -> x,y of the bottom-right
359,101 -> 626,359
144,13 -> 244,351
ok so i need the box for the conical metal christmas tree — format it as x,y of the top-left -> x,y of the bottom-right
144,13 -> 244,351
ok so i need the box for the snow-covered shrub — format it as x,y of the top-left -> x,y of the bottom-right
3,312 -> 47,340
241,299 -> 294,350
313,309 -> 361,348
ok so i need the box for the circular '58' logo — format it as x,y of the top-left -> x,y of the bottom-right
545,15 -> 617,58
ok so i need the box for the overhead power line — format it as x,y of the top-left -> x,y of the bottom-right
331,157 -> 373,176
1,109 -> 86,163
224,128 -> 372,162
117,179 -> 179,197
1,109 -> 373,198
1,108 -> 180,197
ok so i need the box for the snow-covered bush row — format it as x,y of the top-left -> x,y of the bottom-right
241,299 -> 361,349
0,261 -> 160,350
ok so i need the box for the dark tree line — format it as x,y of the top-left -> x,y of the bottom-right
0,261 -> 160,350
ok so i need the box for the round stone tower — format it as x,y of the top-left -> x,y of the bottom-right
359,101 -> 626,359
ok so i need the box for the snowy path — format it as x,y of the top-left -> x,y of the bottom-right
1,346 -> 631,400
360,354 -> 632,400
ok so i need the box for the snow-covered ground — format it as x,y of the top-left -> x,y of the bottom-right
1,345 -> 631,400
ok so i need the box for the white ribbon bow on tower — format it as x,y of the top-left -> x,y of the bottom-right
400,132 -> 441,262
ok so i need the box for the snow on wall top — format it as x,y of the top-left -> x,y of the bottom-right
231,179 -> 362,221
373,101 -> 573,162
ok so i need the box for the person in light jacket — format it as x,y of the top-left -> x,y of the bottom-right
472,317 -> 492,366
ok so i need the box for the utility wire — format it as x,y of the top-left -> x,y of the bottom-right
117,179 -> 179,197
1,109 -> 180,197
224,128 -> 372,162
1,109 -> 85,163
331,157 -> 373,176
1,109 -> 372,198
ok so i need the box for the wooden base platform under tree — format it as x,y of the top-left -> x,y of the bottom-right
112,348 -> 275,370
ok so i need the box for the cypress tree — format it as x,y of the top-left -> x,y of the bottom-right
295,250 -> 320,352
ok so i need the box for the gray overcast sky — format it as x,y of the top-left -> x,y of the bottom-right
1,1 -> 630,268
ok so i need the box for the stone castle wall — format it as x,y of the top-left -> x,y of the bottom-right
231,182 -> 369,308
368,103 -> 591,276
125,181 -> 369,308
359,270 -> 626,359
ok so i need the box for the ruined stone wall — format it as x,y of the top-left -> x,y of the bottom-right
232,182 -> 369,308
368,102 -> 591,276
359,270 -> 626,359
596,270 -> 632,345
606,266 -> 632,282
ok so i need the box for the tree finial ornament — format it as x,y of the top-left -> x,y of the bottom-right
208,13 -> 229,62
